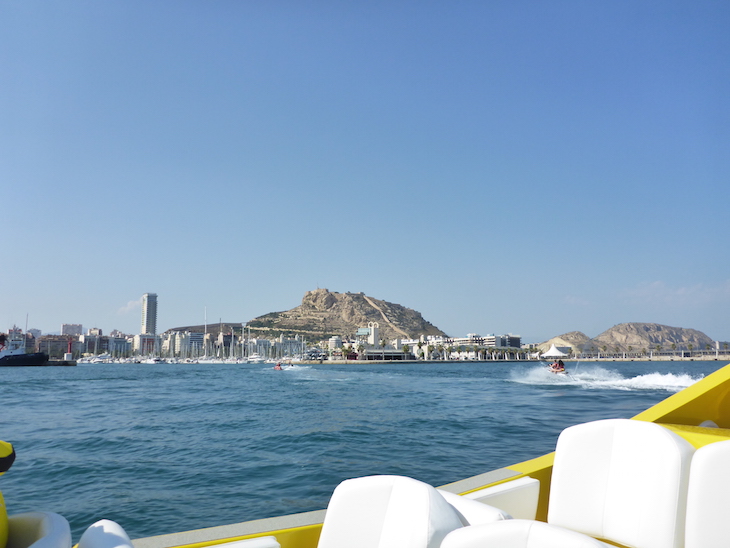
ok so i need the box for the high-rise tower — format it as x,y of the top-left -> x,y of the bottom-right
141,293 -> 158,335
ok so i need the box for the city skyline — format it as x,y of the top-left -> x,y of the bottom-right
6,290 -> 728,347
2,2 -> 729,343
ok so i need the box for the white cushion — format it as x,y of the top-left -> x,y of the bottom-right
442,520 -> 610,548
6,512 -> 71,548
458,476 -> 539,520
78,520 -> 132,548
685,439 -> 730,548
548,419 -> 694,548
437,490 -> 511,524
317,475 -> 463,548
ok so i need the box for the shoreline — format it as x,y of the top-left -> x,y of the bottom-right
299,356 -> 730,365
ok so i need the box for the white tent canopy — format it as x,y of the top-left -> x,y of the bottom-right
541,344 -> 568,358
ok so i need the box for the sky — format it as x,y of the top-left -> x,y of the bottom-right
1,1 -> 729,343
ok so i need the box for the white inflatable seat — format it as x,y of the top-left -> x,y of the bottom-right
78,520 -> 132,548
317,475 -> 464,548
442,520 -> 611,548
685,439 -> 730,548
456,476 -> 539,520
443,419 -> 695,548
548,419 -> 694,548
6,512 -> 71,548
437,490 -> 511,525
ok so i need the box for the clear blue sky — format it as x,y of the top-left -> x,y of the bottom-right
2,1 -> 728,343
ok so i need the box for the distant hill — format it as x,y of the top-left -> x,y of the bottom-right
166,322 -> 242,338
165,289 -> 447,342
540,331 -> 591,351
540,323 -> 715,354
246,288 -> 447,341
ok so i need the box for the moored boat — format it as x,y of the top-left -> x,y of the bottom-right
0,334 -> 49,367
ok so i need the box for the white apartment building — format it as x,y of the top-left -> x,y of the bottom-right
397,333 -> 522,352
133,333 -> 157,355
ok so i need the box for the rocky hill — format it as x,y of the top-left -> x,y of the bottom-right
541,331 -> 591,351
247,288 -> 447,341
540,323 -> 715,354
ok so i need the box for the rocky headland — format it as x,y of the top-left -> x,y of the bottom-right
539,323 -> 717,355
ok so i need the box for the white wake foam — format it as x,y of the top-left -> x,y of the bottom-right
511,364 -> 702,392
282,364 -> 312,371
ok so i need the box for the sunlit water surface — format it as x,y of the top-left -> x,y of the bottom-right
1,360 -> 725,540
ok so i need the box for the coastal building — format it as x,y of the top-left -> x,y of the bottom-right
187,332 -> 204,356
328,336 -> 342,350
61,324 -> 83,336
160,333 -> 175,356
108,336 -> 132,357
158,331 -> 203,358
351,322 -> 412,360
501,334 -> 522,348
35,335 -> 81,359
175,332 -> 189,356
77,332 -> 131,357
392,332 -> 523,360
141,293 -> 158,335
246,338 -> 271,357
133,334 -> 157,355
269,334 -> 306,360
368,322 -> 379,346
203,333 -> 215,357
79,333 -> 105,354
447,333 -> 522,349
216,331 -> 237,358
355,322 -> 380,346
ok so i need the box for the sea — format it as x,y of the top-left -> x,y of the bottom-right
1,359 -> 727,542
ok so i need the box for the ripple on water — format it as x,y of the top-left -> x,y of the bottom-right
1,360 -> 724,540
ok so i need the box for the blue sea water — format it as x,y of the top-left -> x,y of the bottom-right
1,360 -> 726,541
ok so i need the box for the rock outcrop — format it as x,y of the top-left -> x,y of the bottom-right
540,331 -> 591,352
540,323 -> 715,354
247,288 -> 447,341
